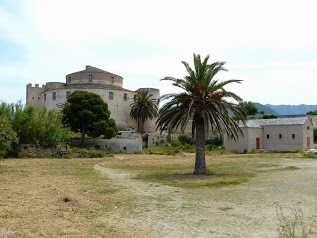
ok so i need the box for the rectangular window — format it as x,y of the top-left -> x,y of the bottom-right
44,94 -> 46,101
292,134 -> 295,139
267,134 -> 269,139
123,93 -> 128,101
88,74 -> 93,82
52,92 -> 56,100
109,92 -> 113,100
279,134 -> 282,139
111,76 -> 115,83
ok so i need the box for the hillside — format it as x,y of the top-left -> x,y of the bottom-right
265,104 -> 317,115
254,103 -> 279,115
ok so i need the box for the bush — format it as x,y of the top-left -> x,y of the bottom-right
262,114 -> 278,119
0,102 -> 70,149
171,140 -> 181,147
0,116 -> 18,158
178,135 -> 194,145
303,152 -> 316,159
69,147 -> 108,158
206,137 -> 223,151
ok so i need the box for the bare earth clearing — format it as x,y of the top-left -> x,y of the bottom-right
1,154 -> 317,237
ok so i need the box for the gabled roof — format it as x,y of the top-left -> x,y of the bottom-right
240,117 -> 309,128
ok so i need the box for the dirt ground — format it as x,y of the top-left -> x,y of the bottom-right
1,155 -> 317,237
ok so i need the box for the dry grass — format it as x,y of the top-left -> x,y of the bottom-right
0,158 -> 133,237
0,152 -> 310,237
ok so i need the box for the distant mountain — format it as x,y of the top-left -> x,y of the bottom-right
254,103 -> 279,115
265,104 -> 317,115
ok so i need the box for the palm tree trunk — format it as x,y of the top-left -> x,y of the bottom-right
137,119 -> 141,133
141,118 -> 145,134
194,116 -> 206,175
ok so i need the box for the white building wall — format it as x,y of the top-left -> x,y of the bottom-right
247,128 -> 263,151
224,127 -> 249,153
302,119 -> 314,149
263,125 -> 304,151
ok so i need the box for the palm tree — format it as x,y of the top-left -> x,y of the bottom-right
156,54 -> 247,175
130,90 -> 158,134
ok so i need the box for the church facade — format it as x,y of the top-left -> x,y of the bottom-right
26,65 -> 160,132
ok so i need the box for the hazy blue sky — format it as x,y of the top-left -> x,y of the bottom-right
1,0 -> 316,105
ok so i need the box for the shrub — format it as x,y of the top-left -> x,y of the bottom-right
206,137 -> 223,151
171,139 -> 181,147
0,102 -> 70,149
303,152 -> 316,159
166,134 -> 171,143
178,135 -> 194,145
262,114 -> 278,119
0,116 -> 18,158
69,147 -> 108,158
277,203 -> 317,238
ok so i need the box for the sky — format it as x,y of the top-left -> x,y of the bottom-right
1,0 -> 317,105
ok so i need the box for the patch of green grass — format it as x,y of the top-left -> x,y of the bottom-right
284,166 -> 300,171
105,153 -> 307,189
96,188 -> 119,194
219,206 -> 233,211
303,152 -> 316,159
142,146 -> 179,155
112,160 -> 259,189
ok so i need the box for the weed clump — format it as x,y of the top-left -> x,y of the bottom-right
277,203 -> 317,238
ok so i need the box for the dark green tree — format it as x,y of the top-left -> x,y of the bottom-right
62,91 -> 118,143
156,54 -> 246,174
238,101 -> 258,116
307,110 -> 317,115
130,90 -> 158,134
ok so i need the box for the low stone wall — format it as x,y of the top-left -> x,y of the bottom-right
19,144 -> 56,157
69,136 -> 142,153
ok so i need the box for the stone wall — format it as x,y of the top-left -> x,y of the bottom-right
69,135 -> 142,153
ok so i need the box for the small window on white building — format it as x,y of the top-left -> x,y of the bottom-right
292,134 -> 295,139
53,92 -> 56,100
307,126 -> 310,130
279,134 -> 282,139
88,74 -> 93,82
111,76 -> 115,83
267,134 -> 269,139
109,92 -> 113,100
123,93 -> 128,101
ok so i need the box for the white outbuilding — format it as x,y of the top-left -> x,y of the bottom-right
224,117 -> 314,153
